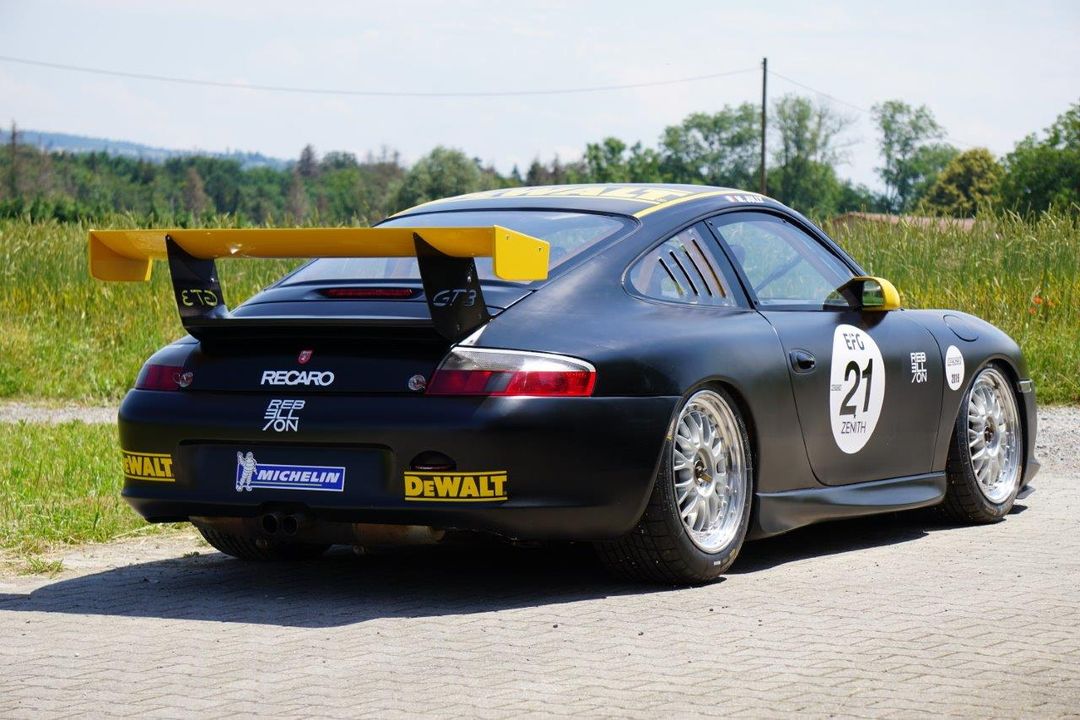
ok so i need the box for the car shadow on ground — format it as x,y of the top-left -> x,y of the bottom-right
0,507 -> 1021,628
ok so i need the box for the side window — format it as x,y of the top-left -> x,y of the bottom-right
629,224 -> 737,307
707,213 -> 854,308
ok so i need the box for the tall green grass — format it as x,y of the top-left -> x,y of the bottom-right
0,217 -> 301,400
826,213 -> 1080,404
0,422 -> 174,555
0,213 -> 1078,403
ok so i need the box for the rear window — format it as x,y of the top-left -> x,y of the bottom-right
282,210 -> 631,285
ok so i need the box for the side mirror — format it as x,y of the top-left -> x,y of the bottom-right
838,276 -> 901,312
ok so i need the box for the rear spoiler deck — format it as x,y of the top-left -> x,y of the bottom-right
89,227 -> 549,341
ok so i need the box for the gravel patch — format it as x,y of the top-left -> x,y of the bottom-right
1035,405 -> 1079,476
0,401 -> 116,425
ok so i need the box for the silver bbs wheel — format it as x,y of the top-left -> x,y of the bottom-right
966,367 -> 1022,504
672,389 -> 749,553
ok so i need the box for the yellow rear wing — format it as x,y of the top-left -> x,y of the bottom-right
88,226 -> 550,340
88,226 -> 549,283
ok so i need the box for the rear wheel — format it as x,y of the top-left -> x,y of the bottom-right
596,387 -> 753,584
197,526 -> 330,561
941,365 -> 1024,523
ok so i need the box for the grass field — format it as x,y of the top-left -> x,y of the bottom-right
1,212 -> 1077,403
826,212 -> 1080,404
0,422 -> 175,563
0,212 -> 1077,569
0,217 -> 301,401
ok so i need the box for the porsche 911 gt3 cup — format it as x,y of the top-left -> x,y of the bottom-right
91,184 -> 1038,583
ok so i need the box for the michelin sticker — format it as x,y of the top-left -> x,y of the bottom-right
235,451 -> 345,492
830,324 -> 886,454
945,345 -> 965,391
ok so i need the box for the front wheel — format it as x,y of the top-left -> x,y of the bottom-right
941,365 -> 1025,523
596,387 -> 754,584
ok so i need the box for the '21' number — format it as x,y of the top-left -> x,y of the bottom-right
840,359 -> 873,416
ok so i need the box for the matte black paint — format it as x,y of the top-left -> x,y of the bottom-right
753,473 -> 947,538
117,185 -> 1039,540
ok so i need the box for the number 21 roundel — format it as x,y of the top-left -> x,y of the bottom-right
829,324 -> 886,454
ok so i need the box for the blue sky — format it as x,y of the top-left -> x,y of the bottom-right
1,0 -> 1077,189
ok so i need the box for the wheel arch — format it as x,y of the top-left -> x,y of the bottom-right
954,356 -> 1032,477
655,377 -> 760,495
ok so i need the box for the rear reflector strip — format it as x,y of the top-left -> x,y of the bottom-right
320,287 -> 418,299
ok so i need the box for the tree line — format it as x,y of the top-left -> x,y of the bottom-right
2,94 -> 1077,224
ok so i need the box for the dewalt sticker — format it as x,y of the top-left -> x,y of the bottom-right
122,451 -> 175,482
403,471 -> 508,502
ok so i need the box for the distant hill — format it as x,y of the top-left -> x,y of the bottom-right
3,129 -> 290,170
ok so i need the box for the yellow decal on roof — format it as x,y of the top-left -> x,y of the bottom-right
404,184 -> 712,211
633,190 -> 768,218
403,470 -> 508,502
400,184 -> 770,218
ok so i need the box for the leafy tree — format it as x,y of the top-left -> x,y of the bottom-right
768,94 -> 852,215
7,121 -> 17,198
918,148 -> 1003,216
180,166 -> 211,215
285,171 -> 309,221
320,151 -> 360,172
583,138 -> 629,183
872,100 -> 957,212
835,180 -> 881,214
999,101 -> 1080,213
297,144 -> 319,179
525,159 -> 550,186
658,105 -> 760,187
393,146 -> 491,210
581,138 -> 662,183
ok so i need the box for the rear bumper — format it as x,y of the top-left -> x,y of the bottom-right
118,390 -> 678,540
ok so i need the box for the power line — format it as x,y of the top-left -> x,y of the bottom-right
767,69 -> 872,114
0,54 -> 758,98
767,68 -> 977,149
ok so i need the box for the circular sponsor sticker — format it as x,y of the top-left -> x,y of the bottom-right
945,345 -> 965,391
830,324 -> 886,454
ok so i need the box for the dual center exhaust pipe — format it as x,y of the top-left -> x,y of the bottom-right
260,512 -> 309,537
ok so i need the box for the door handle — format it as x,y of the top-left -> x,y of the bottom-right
789,349 -> 816,373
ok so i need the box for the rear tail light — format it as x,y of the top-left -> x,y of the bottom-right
135,364 -> 187,391
427,348 -> 596,397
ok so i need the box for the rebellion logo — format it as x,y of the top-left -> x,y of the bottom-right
260,370 -> 335,386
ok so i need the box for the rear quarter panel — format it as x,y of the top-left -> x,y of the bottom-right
475,234 -> 820,495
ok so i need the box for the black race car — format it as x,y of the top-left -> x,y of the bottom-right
91,184 -> 1038,583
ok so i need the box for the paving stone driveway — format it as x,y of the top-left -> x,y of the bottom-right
2,454 -> 1078,717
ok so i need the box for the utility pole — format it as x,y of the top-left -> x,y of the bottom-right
759,58 -> 767,195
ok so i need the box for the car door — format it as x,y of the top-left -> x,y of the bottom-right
706,211 -> 943,486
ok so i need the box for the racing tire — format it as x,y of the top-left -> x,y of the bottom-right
940,365 -> 1025,523
596,387 -> 754,585
197,526 -> 330,561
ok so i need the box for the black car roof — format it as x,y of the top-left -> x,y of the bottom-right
391,183 -> 788,220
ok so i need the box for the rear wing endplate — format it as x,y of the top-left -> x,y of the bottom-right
88,227 -> 549,341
